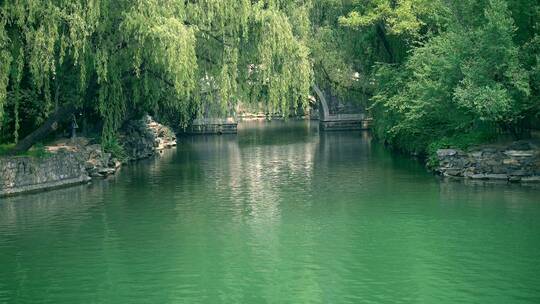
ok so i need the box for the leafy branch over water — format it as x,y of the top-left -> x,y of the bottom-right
0,0 -> 539,157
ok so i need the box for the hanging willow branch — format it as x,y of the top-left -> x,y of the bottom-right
0,0 -> 314,150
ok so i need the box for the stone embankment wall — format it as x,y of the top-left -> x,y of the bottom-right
436,141 -> 540,182
0,152 -> 90,197
0,116 -> 176,197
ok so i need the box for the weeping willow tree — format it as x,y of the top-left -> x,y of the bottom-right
3,0 -> 537,157
0,0 -> 312,153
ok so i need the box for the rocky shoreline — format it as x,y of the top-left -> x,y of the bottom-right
3,123 -> 539,197
0,116 -> 176,197
83,115 -> 177,178
435,140 -> 540,183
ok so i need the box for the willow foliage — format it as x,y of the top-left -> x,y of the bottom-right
0,0 -> 312,144
2,0 -> 537,156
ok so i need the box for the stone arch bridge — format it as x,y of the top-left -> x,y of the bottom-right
186,84 -> 371,134
311,84 -> 372,131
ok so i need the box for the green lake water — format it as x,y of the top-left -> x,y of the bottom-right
1,120 -> 540,303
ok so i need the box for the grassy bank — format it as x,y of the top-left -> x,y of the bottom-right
0,143 -> 51,158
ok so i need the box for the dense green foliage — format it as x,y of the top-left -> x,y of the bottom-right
0,0 -> 312,146
342,0 -> 539,154
307,0 -> 539,155
0,0 -> 538,156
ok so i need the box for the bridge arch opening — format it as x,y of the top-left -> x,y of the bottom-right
310,84 -> 370,131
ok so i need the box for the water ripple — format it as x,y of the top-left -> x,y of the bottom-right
1,121 -> 540,303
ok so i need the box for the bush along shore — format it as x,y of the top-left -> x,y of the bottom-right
0,116 -> 176,197
434,140 -> 540,183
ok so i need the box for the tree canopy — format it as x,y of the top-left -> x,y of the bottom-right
1,0 -> 539,157
312,0 -> 539,155
365,0 -> 539,154
0,0 -> 312,147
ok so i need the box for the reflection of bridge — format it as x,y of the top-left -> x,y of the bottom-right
312,84 -> 372,131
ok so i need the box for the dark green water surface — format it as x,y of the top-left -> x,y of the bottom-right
1,121 -> 540,303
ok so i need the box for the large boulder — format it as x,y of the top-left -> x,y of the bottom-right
81,144 -> 120,178
120,115 -> 176,161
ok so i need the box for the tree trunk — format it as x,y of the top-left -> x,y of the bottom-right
376,23 -> 395,63
8,106 -> 77,155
